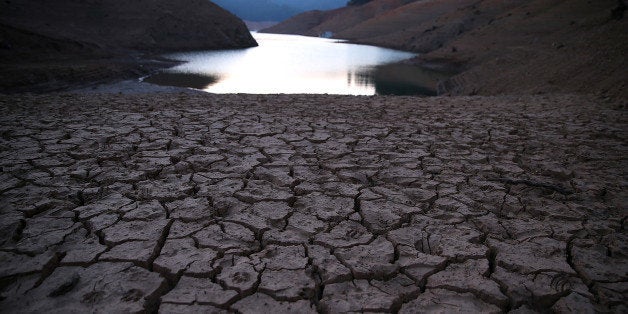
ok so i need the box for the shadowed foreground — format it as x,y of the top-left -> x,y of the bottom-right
0,93 -> 625,313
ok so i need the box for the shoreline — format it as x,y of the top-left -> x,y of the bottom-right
1,31 -> 462,96
0,53 -> 184,94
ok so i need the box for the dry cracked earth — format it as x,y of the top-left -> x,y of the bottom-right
0,93 -> 626,313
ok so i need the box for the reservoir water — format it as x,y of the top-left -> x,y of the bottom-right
144,32 -> 451,96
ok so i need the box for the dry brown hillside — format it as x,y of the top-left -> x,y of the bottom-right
263,0 -> 628,98
262,0 -> 416,37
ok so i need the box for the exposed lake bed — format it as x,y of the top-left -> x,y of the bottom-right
1,0 -> 626,312
0,92 -> 625,312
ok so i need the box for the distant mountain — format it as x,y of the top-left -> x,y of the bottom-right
273,0 -> 348,11
211,0 -> 347,22
262,0 -> 628,98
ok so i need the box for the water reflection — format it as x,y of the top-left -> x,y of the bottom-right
365,64 -> 453,96
347,71 -> 375,88
144,72 -> 218,89
144,33 -> 451,96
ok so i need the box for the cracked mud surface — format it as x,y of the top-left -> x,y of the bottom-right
0,93 -> 626,313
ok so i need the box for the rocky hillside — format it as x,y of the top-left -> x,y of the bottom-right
263,0 -> 627,98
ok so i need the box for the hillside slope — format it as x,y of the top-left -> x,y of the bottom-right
263,0 -> 627,98
0,0 -> 256,52
0,0 -> 257,92
262,0 -> 416,37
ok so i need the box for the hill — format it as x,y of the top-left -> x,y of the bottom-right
0,0 -> 256,52
0,0 -> 257,92
263,0 -> 627,98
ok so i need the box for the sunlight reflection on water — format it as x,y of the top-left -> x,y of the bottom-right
150,33 -> 419,95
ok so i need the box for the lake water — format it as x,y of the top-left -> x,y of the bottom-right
144,32 -> 451,96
